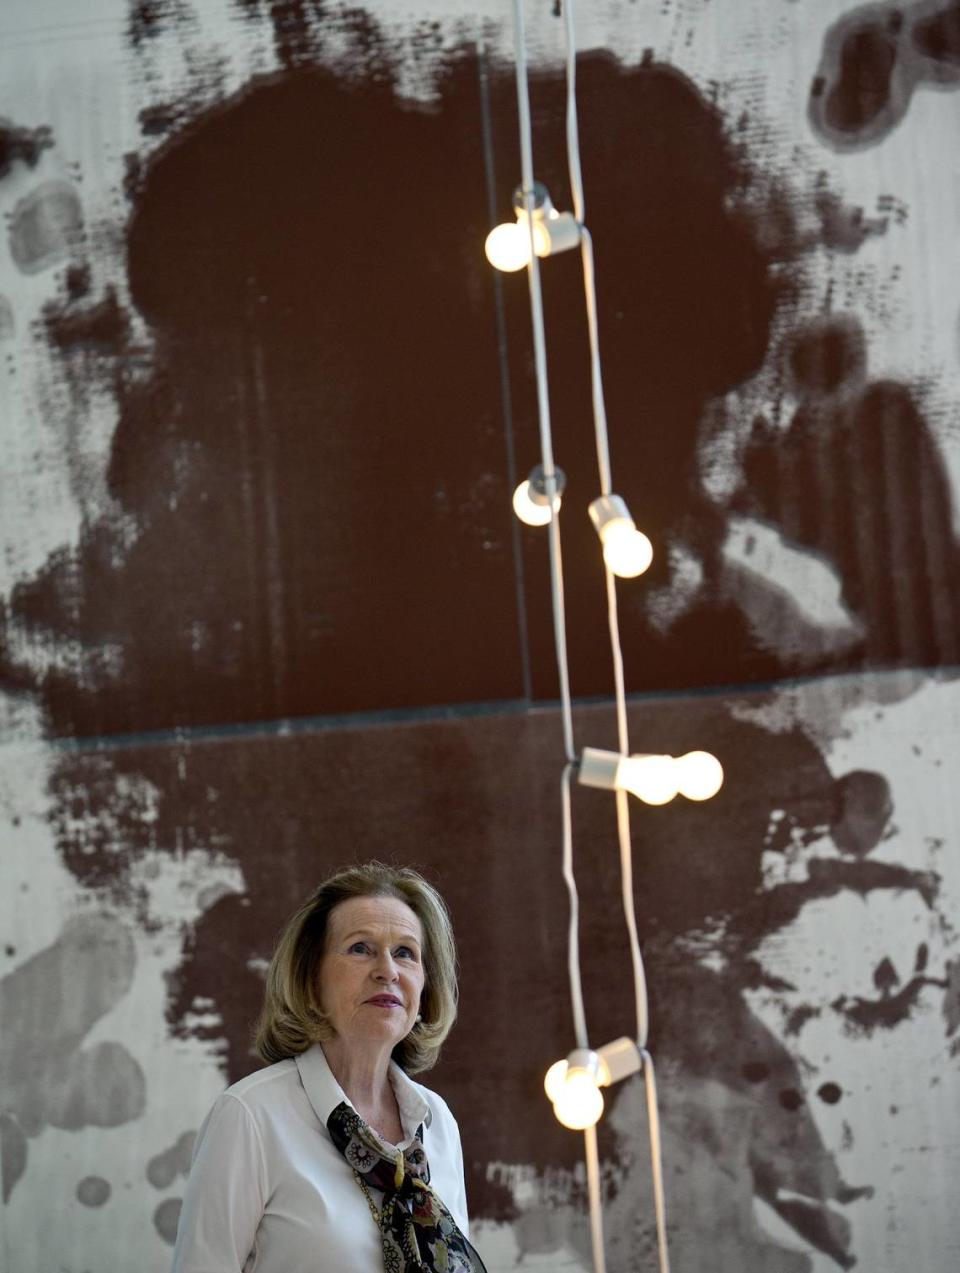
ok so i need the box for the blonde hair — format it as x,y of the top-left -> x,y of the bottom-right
254,862 -> 458,1074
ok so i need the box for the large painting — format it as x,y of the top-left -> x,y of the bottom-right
1,3 -> 958,1270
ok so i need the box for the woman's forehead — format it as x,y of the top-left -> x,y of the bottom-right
327,893 -> 423,941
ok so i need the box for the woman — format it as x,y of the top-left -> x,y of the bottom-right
172,862 -> 486,1272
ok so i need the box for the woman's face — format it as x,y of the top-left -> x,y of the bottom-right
318,894 -> 426,1053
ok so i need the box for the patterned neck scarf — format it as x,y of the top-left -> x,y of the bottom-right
327,1101 -> 487,1273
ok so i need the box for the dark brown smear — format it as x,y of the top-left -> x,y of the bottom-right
826,25 -> 899,133
913,1 -> 960,62
10,46 -> 956,746
8,51 -> 782,739
833,970 -> 950,1034
128,0 -> 192,49
831,769 -> 893,856
0,120 -> 53,180
233,0 -> 331,69
44,286 -> 131,352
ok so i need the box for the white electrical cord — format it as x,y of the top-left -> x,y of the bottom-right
560,3 -> 670,1269
512,0 -> 576,766
507,2 -> 670,1271
561,762 -> 588,1050
510,2 -> 603,1267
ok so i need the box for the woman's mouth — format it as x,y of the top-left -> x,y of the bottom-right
365,995 -> 403,1008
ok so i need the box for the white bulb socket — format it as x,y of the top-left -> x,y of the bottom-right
588,495 -> 653,578
512,465 -> 566,526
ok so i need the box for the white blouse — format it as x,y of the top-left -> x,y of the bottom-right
171,1044 -> 469,1272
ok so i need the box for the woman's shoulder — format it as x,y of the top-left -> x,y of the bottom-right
220,1056 -> 301,1112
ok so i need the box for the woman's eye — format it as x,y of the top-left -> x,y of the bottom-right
395,946 -> 416,960
348,942 -> 369,955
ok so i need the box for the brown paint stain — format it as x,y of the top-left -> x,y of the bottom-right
810,1 -> 960,150
44,286 -> 131,353
0,118 -> 53,179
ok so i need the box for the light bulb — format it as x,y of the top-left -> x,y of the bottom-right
675,750 -> 724,801
553,1070 -> 604,1130
616,754 -> 679,806
588,495 -> 653,578
513,480 -> 555,526
601,521 -> 653,578
544,1058 -> 568,1103
484,221 -> 532,272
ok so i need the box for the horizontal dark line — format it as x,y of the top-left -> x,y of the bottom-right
3,661 -> 955,754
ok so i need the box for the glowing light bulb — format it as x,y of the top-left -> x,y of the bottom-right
601,521 -> 653,578
553,1069 -> 604,1130
675,750 -> 724,801
579,747 -> 724,807
512,465 -> 564,526
512,480 -> 553,526
617,754 -> 679,806
588,495 -> 653,578
484,221 -> 532,272
544,1058 -> 569,1103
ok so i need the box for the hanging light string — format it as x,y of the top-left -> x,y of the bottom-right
559,3 -> 670,1269
512,0 -> 576,768
503,1 -> 672,1270
510,2 -> 602,1268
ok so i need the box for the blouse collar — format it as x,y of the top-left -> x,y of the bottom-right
295,1042 -> 433,1141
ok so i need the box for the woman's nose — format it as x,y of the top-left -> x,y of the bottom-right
374,953 -> 399,981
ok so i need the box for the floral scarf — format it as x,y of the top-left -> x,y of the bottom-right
327,1101 -> 487,1273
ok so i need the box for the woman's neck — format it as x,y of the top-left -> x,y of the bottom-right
322,1038 -> 398,1130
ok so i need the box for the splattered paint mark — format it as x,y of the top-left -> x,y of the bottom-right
0,119 -> 53,179
147,1131 -> 196,1189
0,914 -> 144,1200
764,1193 -> 856,1271
814,185 -> 890,253
912,0 -> 960,61
833,953 -> 951,1035
229,0 -> 328,70
76,1175 -> 111,1206
831,770 -> 893,855
788,314 -> 867,400
786,1004 -> 822,1036
154,1196 -> 182,1245
8,181 -> 83,275
942,958 -> 960,1035
740,314 -> 960,670
818,1082 -> 843,1104
44,286 -> 131,353
0,296 -> 14,341
128,0 -> 194,49
810,1 -> 960,151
